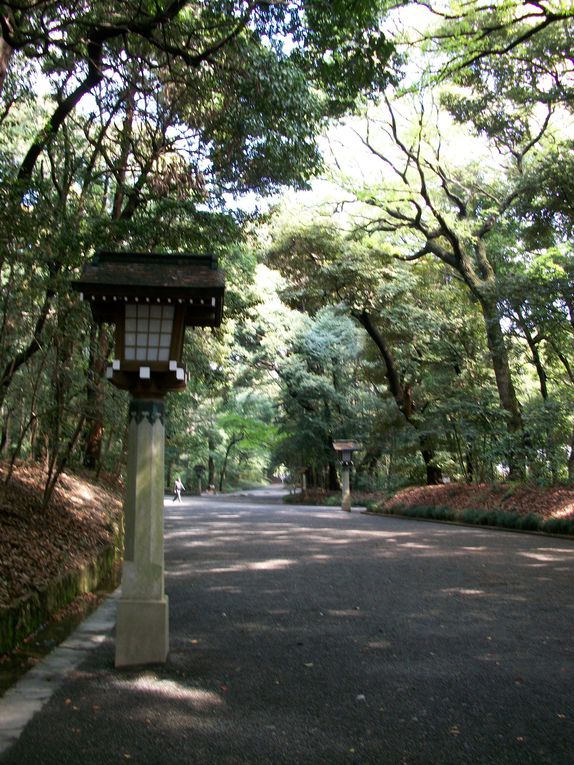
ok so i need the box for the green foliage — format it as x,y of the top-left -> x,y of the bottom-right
429,0 -> 574,115
2,0 -> 574,503
543,517 -> 574,536
378,503 -> 574,536
513,143 -> 574,243
270,305 -> 369,487
0,0 -> 400,497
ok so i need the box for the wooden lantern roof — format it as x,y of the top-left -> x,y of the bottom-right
333,440 -> 361,452
72,251 -> 225,327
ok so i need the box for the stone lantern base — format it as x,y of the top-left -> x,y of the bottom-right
115,399 -> 169,667
115,598 -> 169,666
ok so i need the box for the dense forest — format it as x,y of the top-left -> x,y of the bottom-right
0,0 -> 573,501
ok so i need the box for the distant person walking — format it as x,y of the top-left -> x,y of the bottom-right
172,477 -> 185,502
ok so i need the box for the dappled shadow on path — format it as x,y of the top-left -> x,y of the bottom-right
3,496 -> 573,765
157,496 -> 574,763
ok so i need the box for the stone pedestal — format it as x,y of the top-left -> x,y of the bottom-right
341,466 -> 351,512
115,399 -> 169,667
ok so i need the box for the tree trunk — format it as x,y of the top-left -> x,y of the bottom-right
328,460 -> 340,491
42,414 -> 85,510
208,431 -> 216,487
0,285 -> 57,410
305,465 -> 319,489
82,93 -> 135,467
517,316 -> 548,400
478,295 -> 525,479
82,325 -> 110,468
111,84 -> 136,219
0,37 -> 11,98
218,432 -> 244,492
352,310 -> 405,413
568,423 -> 574,484
421,447 -> 443,485
0,407 -> 9,456
465,451 -> 474,484
95,424 -> 115,480
0,12 -> 14,98
352,308 -> 443,485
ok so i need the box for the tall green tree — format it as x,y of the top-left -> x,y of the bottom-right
1,0 -> 399,483
424,0 -> 574,112
1,0 -> 397,187
266,216 -> 500,484
272,306 -> 366,489
321,85 -> 574,478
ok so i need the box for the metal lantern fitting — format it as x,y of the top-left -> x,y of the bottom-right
333,439 -> 361,512
72,251 -> 224,396
72,251 -> 224,668
333,439 -> 361,467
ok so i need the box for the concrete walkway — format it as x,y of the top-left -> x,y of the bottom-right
1,489 -> 573,764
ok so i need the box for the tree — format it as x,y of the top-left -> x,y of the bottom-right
266,215 -> 501,484
272,306 -> 366,489
415,0 -> 573,109
316,83 -> 574,479
0,0 -> 399,482
497,250 -> 574,481
1,0 -> 397,186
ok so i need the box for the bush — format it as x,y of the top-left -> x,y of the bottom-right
375,502 -> 574,537
543,517 -> 574,535
516,513 -> 543,532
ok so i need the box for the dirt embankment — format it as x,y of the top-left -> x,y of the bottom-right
0,463 -> 124,609
379,482 -> 574,520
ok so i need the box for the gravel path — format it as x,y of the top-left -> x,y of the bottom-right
1,489 -> 573,764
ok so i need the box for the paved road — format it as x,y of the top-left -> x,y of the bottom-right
1,489 -> 574,764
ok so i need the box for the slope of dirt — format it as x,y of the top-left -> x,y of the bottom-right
379,482 -> 574,519
0,462 -> 123,609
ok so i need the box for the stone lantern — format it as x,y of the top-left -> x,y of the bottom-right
73,251 -> 224,666
333,440 -> 361,512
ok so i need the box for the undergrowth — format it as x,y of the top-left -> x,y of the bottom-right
376,504 -> 574,536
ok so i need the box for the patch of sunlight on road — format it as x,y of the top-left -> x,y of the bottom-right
344,529 -> 415,539
325,609 -> 364,618
519,551 -> 574,563
206,558 -> 297,574
397,542 -> 434,550
363,640 -> 393,651
113,673 -> 223,709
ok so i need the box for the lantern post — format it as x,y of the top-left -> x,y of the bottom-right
73,252 -> 224,667
332,440 -> 361,512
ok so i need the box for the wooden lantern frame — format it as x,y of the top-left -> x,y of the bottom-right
72,251 -> 225,396
333,439 -> 361,466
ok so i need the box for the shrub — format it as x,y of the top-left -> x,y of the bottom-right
516,513 -> 543,532
543,517 -> 574,535
338,495 -> 574,536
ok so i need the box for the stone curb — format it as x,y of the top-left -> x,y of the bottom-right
0,589 -> 119,756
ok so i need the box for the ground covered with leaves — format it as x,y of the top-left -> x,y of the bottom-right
0,462 -> 123,609
378,482 -> 574,519
288,482 -> 574,533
